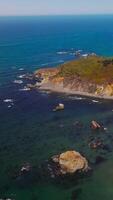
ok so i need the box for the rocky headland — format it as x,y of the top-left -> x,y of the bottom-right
31,55 -> 113,99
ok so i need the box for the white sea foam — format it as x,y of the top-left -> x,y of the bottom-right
57,51 -> 67,55
81,54 -> 89,57
3,99 -> 14,103
18,74 -> 26,79
92,100 -> 99,103
13,80 -> 23,84
68,96 -> 85,100
19,87 -> 30,91
8,105 -> 12,108
18,68 -> 24,71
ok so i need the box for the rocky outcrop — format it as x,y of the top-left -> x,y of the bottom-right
35,68 -> 60,82
95,84 -> 113,96
32,56 -> 113,99
51,150 -> 89,175
33,68 -> 113,99
53,103 -> 64,111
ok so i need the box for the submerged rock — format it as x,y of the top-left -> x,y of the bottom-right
95,156 -> 106,165
89,140 -> 103,149
20,163 -> 32,174
11,163 -> 40,187
73,121 -> 83,129
50,150 -> 89,176
71,188 -> 82,200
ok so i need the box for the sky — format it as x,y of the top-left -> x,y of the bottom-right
0,0 -> 113,16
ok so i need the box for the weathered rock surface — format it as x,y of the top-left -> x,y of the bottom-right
52,151 -> 89,175
35,68 -> 60,83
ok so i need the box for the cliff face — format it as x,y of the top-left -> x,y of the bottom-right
35,67 -> 60,82
34,56 -> 113,98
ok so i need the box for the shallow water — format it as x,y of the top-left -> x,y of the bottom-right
0,15 -> 113,199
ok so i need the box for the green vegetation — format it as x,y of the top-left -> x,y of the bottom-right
57,56 -> 113,84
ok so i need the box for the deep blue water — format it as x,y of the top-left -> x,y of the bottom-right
1,15 -> 113,200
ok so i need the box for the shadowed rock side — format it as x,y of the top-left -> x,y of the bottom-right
32,56 -> 113,99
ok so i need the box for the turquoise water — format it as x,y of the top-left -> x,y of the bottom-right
1,15 -> 113,199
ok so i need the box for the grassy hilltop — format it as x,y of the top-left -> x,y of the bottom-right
57,56 -> 113,84
35,55 -> 113,98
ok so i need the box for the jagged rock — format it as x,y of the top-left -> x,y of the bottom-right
89,140 -> 103,149
51,151 -> 89,175
91,120 -> 101,130
20,163 -> 32,175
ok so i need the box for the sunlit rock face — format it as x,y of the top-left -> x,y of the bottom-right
95,84 -> 113,96
33,56 -> 113,99
35,68 -> 60,82
52,150 -> 89,175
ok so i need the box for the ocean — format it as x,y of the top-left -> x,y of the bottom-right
0,15 -> 113,200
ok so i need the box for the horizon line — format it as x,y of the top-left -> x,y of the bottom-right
0,13 -> 113,17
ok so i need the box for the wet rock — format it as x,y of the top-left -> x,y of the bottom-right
95,156 -> 106,165
20,163 -> 32,175
89,140 -> 103,149
91,120 -> 101,130
53,103 -> 64,112
12,163 -> 39,187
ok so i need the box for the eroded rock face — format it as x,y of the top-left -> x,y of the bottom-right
33,66 -> 113,99
95,84 -> 113,96
91,120 -> 101,130
52,151 -> 89,175
35,68 -> 60,81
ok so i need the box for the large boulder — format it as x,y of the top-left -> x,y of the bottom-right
52,150 -> 89,175
53,103 -> 64,112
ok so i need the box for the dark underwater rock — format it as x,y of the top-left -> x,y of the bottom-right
95,156 -> 106,165
73,121 -> 84,129
11,163 -> 40,188
88,140 -> 103,149
71,188 -> 82,200
102,144 -> 112,152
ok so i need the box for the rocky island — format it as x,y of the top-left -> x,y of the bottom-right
32,55 -> 113,99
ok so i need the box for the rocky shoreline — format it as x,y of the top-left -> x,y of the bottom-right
24,56 -> 113,100
38,81 -> 113,100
